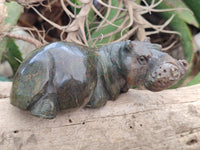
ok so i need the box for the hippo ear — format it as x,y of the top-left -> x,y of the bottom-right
143,37 -> 151,43
152,44 -> 162,51
126,41 -> 137,52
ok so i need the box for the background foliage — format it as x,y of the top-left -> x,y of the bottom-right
0,0 -> 200,87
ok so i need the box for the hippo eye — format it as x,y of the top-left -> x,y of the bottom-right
137,56 -> 148,65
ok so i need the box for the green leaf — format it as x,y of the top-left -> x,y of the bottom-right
4,1 -> 24,26
0,2 -> 23,74
69,0 -> 81,15
0,2 -> 23,63
187,72 -> 200,86
0,38 -> 8,63
70,0 -> 81,5
183,0 -> 200,26
3,39 -> 23,74
135,0 -> 141,4
163,0 -> 199,27
89,1 -> 125,47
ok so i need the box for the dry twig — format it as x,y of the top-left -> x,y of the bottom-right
7,0 -> 182,47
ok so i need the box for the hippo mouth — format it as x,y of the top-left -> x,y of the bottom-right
144,60 -> 188,91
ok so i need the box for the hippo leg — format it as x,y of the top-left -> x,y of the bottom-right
86,93 -> 107,108
29,93 -> 59,119
85,79 -> 109,108
29,52 -> 59,119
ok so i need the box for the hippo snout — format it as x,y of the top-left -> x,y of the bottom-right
144,60 -> 188,91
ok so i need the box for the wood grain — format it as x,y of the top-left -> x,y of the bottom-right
0,82 -> 200,150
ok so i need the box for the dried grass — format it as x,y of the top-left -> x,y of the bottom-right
2,0 -> 184,48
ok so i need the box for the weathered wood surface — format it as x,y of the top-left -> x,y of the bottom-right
0,82 -> 200,150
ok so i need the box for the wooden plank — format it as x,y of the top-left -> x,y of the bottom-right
0,82 -> 200,150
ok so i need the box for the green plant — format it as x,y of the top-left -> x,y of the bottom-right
1,0 -> 200,86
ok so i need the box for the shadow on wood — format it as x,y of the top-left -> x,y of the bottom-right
0,82 -> 200,150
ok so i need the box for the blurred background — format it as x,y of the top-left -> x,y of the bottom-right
0,0 -> 200,88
